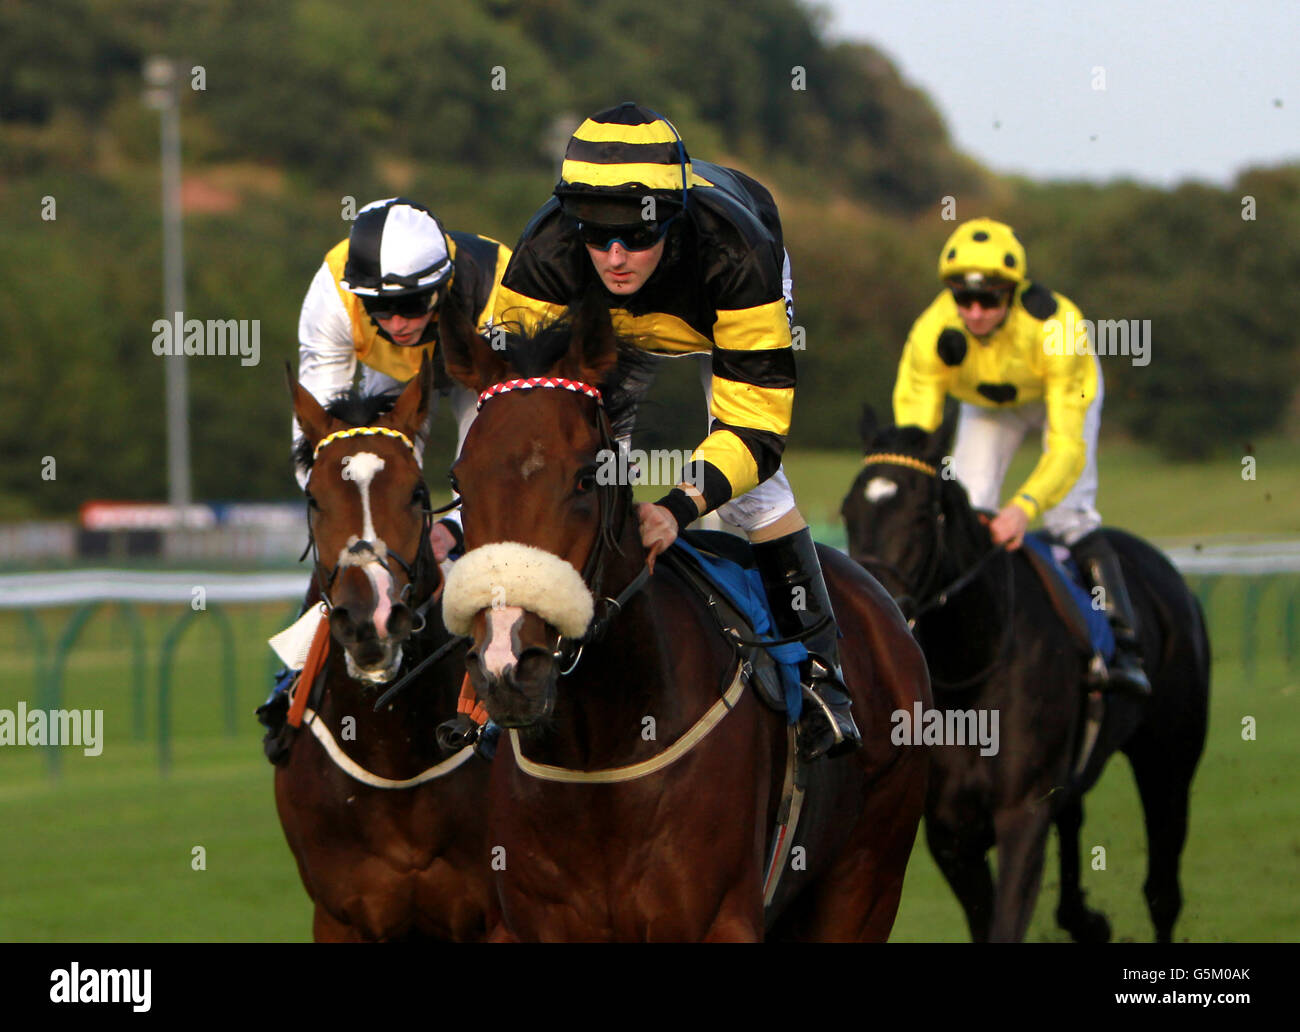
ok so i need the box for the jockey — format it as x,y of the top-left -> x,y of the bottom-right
263,198 -> 511,748
893,217 -> 1150,695
492,102 -> 861,760
294,196 -> 511,560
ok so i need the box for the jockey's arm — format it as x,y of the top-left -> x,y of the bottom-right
1008,304 -> 1095,522
294,260 -> 358,490
893,306 -> 955,433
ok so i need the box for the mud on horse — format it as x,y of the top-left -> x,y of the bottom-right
272,357 -> 495,941
437,295 -> 931,942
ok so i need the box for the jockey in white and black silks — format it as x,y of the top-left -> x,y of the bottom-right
893,216 -> 1149,695
493,102 -> 861,760
294,197 -> 511,559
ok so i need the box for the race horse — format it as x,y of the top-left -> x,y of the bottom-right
271,360 -> 494,941
436,294 -> 931,942
841,408 -> 1210,942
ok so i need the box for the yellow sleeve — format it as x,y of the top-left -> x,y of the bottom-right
1009,298 -> 1096,518
493,283 -> 569,337
893,300 -> 954,432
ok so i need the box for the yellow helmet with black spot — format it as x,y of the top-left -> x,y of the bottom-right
938,217 -> 1027,287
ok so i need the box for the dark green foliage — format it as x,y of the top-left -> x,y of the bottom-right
1,0 -> 1295,513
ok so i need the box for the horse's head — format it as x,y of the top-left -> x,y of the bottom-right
436,294 -> 633,727
289,358 -> 440,685
841,404 -> 962,609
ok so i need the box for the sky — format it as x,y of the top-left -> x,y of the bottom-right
821,0 -> 1299,186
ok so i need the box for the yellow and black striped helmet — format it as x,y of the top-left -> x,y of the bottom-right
937,217 -> 1027,286
555,103 -> 706,224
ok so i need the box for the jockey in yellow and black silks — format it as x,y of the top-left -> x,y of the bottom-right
294,197 -> 510,559
494,102 -> 861,759
893,217 -> 1149,695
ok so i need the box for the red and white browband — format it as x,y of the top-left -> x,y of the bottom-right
477,377 -> 603,410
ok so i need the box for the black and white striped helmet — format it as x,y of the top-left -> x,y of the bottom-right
341,198 -> 452,297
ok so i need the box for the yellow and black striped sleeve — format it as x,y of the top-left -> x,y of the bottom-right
684,199 -> 795,511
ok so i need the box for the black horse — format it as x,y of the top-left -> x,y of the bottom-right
841,408 -> 1210,942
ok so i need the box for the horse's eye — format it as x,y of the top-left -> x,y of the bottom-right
447,471 -> 460,493
306,492 -> 319,511
576,467 -> 597,494
412,484 -> 429,508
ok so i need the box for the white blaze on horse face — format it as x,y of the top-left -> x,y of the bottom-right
483,605 -> 525,678
865,476 -> 898,504
520,439 -> 545,481
336,451 -> 397,640
341,452 -> 386,542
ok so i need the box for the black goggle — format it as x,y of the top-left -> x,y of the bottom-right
951,286 -> 1011,309
577,215 -> 678,252
360,288 -> 439,320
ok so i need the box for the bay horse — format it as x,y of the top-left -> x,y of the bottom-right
273,360 -> 494,941
436,295 -> 931,942
841,409 -> 1210,942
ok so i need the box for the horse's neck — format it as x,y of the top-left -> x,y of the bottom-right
934,484 -> 1006,616
526,525 -> 708,771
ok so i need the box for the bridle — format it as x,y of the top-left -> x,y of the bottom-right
853,451 -> 1016,689
300,425 -> 440,633
473,377 -> 651,675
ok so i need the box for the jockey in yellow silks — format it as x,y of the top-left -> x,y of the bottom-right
893,217 -> 1149,695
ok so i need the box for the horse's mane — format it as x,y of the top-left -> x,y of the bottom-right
293,388 -> 404,474
495,317 -> 657,438
867,421 -> 992,558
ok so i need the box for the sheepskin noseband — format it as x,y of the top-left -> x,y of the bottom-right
442,541 -> 594,639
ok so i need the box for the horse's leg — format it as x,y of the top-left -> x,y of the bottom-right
927,820 -> 995,942
312,905 -> 366,943
781,746 -> 929,942
1125,739 -> 1196,943
1053,796 -> 1111,942
988,802 -> 1053,942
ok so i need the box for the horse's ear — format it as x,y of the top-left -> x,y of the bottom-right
388,352 -> 434,442
440,297 -> 506,392
859,403 -> 880,451
569,287 -> 620,385
286,362 -> 337,447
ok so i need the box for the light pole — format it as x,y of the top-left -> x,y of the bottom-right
143,56 -> 191,507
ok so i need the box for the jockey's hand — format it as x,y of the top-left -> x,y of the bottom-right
989,503 -> 1029,551
429,522 -> 457,562
637,503 -> 679,573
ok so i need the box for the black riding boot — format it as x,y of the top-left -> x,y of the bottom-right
1071,530 -> 1152,697
752,527 -> 862,760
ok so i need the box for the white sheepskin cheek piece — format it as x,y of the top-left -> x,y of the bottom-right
442,541 -> 595,639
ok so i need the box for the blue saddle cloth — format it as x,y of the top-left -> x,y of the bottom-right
1021,533 -> 1115,661
669,538 -> 805,721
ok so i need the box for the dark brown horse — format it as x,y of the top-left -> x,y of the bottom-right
274,362 -> 494,941
842,410 -> 1210,942
436,297 -> 930,942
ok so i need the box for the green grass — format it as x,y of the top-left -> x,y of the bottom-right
0,593 -> 1297,941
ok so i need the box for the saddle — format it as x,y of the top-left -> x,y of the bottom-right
660,531 -> 805,722
1018,533 -> 1115,663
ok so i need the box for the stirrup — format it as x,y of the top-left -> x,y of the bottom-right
796,659 -> 862,760
435,714 -> 479,755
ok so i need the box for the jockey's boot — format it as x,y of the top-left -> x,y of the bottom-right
1071,530 -> 1152,698
752,527 -> 862,760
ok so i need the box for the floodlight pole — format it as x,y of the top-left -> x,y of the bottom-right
144,56 -> 191,507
